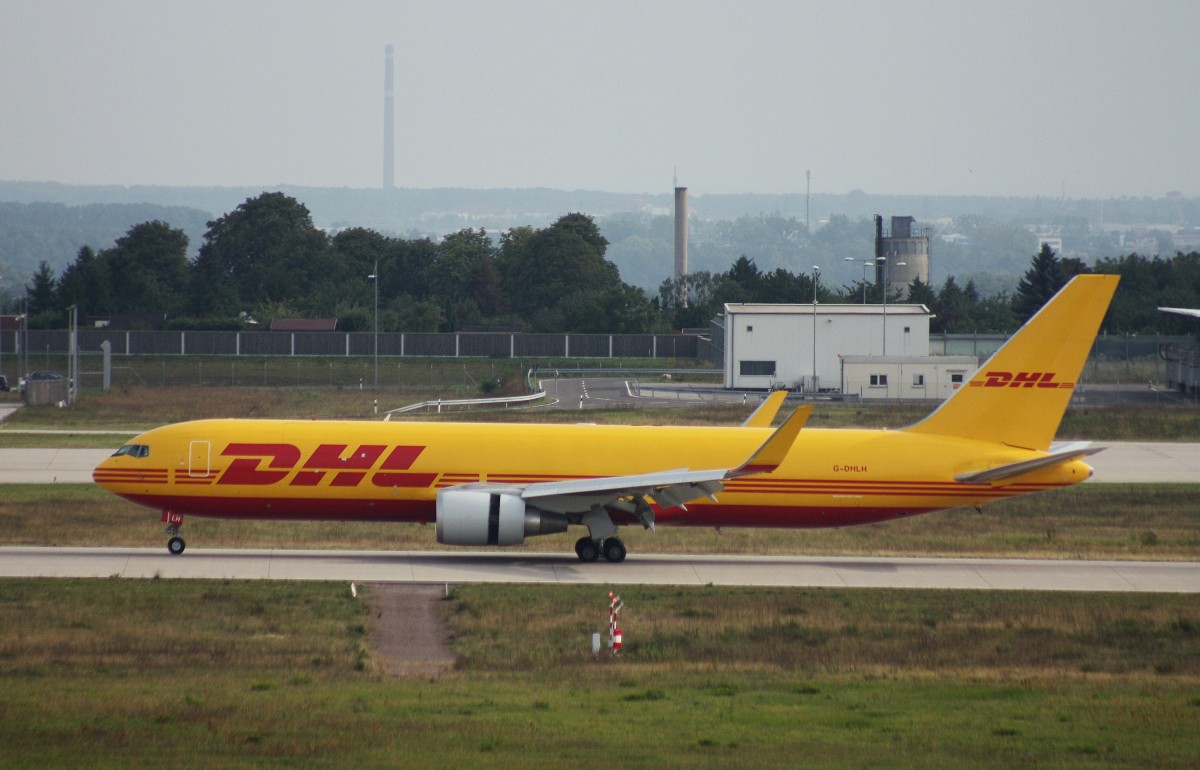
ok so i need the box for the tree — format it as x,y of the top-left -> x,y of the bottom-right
426,229 -> 498,329
723,255 -> 763,301
57,246 -> 112,319
103,220 -> 190,317
24,261 -> 58,326
500,214 -> 633,332
1013,243 -> 1071,322
192,193 -> 330,318
906,277 -> 938,311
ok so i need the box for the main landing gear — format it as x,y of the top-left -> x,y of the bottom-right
575,536 -> 626,563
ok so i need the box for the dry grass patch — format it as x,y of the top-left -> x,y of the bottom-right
448,584 -> 1200,680
2,483 -> 1199,559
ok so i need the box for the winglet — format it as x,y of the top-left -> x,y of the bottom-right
729,405 -> 812,477
741,390 -> 788,428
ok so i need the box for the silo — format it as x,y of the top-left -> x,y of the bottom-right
874,215 -> 931,298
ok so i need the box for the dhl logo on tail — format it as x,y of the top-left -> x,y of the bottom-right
972,371 -> 1073,389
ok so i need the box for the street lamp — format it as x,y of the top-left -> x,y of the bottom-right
811,265 -> 820,393
878,255 -> 906,356
368,261 -> 378,388
846,256 -> 872,304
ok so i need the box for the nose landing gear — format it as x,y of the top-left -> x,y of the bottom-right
162,510 -> 186,555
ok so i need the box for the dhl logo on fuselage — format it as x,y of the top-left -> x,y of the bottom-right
970,371 -> 1073,389
216,443 -> 436,488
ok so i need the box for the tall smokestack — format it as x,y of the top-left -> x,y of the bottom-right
674,185 -> 688,306
383,44 -> 395,190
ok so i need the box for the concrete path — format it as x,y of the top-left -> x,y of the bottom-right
1,547 -> 1196,592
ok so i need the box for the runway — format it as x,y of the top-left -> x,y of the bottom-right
4,440 -> 1198,484
2,547 -> 1197,592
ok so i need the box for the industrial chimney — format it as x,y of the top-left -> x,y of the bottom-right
383,45 -> 395,190
674,185 -> 688,306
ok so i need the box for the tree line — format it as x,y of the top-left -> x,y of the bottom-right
23,192 -> 656,334
18,192 -> 1200,336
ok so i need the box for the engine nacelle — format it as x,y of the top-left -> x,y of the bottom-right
435,488 -> 568,546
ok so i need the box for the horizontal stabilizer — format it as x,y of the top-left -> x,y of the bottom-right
955,442 -> 1102,484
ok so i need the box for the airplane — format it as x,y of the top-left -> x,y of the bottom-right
94,274 -> 1119,562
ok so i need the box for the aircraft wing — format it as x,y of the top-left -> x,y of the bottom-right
520,468 -> 727,512
1159,307 -> 1200,319
516,404 -> 812,515
955,441 -> 1102,484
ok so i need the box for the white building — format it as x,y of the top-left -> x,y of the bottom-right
840,355 -> 978,401
722,303 -> 932,391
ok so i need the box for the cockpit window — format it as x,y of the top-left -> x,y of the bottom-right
113,444 -> 150,458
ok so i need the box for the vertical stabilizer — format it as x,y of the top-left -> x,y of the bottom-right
905,274 -> 1118,450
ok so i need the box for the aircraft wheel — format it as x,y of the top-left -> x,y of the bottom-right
167,536 -> 186,556
602,537 -> 627,563
575,536 -> 600,562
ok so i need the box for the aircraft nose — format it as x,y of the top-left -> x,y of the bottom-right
92,455 -> 117,487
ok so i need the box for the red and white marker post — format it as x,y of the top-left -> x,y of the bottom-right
608,591 -> 624,654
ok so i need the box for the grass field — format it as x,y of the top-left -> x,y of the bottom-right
2,384 -> 1199,442
1,579 -> 1197,768
3,364 -> 1198,766
2,482 -> 1198,560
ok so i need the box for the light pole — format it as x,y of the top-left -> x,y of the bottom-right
368,261 -> 378,388
846,256 -> 873,304
811,265 -> 820,393
878,255 -> 906,356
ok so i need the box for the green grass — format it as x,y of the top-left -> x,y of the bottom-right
0,579 -> 1197,768
3,483 -> 1198,560
4,384 -> 1199,442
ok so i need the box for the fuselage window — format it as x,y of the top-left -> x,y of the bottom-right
113,444 -> 150,458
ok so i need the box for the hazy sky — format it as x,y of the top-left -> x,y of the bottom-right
2,0 -> 1197,198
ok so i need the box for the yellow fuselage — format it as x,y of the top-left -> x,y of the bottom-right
93,418 -> 1092,528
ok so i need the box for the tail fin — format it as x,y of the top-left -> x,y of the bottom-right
905,274 -> 1118,451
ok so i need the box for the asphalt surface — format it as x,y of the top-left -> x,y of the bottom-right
2,547 -> 1196,592
2,390 -> 1195,593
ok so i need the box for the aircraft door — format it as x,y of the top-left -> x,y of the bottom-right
189,440 -> 211,477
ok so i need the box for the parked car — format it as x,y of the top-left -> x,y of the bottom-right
0,374 -> 8,392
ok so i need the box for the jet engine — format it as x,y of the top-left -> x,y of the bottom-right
435,488 -> 568,546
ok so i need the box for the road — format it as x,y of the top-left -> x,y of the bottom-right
1,547 -> 1196,592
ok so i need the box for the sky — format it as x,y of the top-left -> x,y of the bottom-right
2,0 -> 1198,199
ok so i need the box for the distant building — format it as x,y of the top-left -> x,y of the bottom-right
1173,229 -> 1200,252
722,303 -> 931,391
270,318 -> 338,332
875,215 -> 931,298
840,355 -> 977,401
1038,236 -> 1063,255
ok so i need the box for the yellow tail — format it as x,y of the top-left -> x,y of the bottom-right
905,274 -> 1119,451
